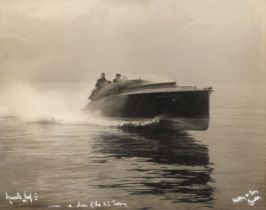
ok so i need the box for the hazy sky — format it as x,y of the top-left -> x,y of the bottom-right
0,0 -> 265,84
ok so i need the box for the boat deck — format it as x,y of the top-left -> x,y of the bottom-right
120,86 -> 212,95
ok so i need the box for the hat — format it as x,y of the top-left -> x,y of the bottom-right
116,73 -> 121,77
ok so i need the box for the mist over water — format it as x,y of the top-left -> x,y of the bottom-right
0,80 -> 167,129
0,81 -> 85,122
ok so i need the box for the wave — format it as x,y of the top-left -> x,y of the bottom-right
21,114 -> 207,131
24,113 -> 160,127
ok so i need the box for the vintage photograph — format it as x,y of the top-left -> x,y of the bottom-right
0,0 -> 265,210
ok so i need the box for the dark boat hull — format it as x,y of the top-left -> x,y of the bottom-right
86,89 -> 212,130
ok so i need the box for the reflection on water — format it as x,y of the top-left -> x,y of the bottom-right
90,127 -> 214,205
0,117 -> 213,210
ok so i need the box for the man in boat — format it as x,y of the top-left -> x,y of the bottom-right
113,73 -> 122,83
95,73 -> 111,88
89,73 -> 111,100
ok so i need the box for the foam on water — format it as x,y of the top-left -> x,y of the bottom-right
0,82 -> 161,128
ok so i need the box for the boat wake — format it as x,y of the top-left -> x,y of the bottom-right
25,114 -> 161,128
1,100 -> 208,130
117,117 -> 209,131
22,114 -> 208,131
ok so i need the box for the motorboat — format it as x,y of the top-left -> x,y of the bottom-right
84,79 -> 213,130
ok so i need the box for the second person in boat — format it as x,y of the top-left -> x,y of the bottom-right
113,73 -> 122,83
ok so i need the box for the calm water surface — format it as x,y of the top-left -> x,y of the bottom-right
0,84 -> 265,210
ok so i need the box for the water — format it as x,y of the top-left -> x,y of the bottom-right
0,84 -> 265,210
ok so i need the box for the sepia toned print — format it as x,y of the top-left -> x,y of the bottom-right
0,0 -> 265,210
